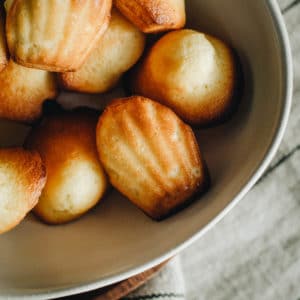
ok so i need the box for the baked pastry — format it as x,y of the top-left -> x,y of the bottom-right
0,147 -> 46,234
25,111 -> 108,224
114,0 -> 185,33
0,6 -> 8,72
6,0 -> 112,72
0,60 -> 57,122
131,29 -> 238,126
59,9 -> 145,94
96,96 -> 210,220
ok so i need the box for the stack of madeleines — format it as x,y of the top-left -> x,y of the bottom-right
0,0 -> 240,234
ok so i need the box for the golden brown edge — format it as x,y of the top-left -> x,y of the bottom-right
115,0 -> 185,33
0,148 -> 47,234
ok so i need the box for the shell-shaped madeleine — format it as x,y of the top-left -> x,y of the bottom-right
58,9 -> 145,94
96,96 -> 210,220
25,111 -> 108,224
0,147 -> 46,234
0,5 -> 8,72
6,0 -> 112,72
0,60 -> 57,123
114,0 -> 185,33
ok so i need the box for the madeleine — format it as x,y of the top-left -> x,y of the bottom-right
0,60 -> 57,122
59,9 -> 145,93
6,0 -> 112,71
131,29 -> 239,126
96,96 -> 210,220
115,0 -> 185,33
0,148 -> 46,234
25,111 -> 108,224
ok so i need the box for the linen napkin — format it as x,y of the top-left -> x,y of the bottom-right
123,257 -> 185,300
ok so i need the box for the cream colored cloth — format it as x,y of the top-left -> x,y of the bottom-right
126,1 -> 300,299
124,257 -> 185,300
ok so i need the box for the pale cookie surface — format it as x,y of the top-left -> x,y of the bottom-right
97,96 -> 210,220
26,111 -> 108,224
0,148 -> 46,234
59,9 -> 145,93
115,0 -> 185,33
6,0 -> 112,71
132,29 -> 238,126
0,60 -> 57,122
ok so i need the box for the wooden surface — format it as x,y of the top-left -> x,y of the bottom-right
62,261 -> 168,300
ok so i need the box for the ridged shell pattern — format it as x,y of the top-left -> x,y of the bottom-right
97,97 -> 209,219
6,0 -> 112,71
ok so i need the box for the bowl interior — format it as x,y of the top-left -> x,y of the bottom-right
0,0 -> 289,298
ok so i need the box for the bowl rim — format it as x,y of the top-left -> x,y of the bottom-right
5,0 -> 293,298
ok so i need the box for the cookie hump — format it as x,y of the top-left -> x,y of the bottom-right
25,111 -> 108,224
132,29 -> 239,126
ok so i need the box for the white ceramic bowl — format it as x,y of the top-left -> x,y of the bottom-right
0,0 -> 292,298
